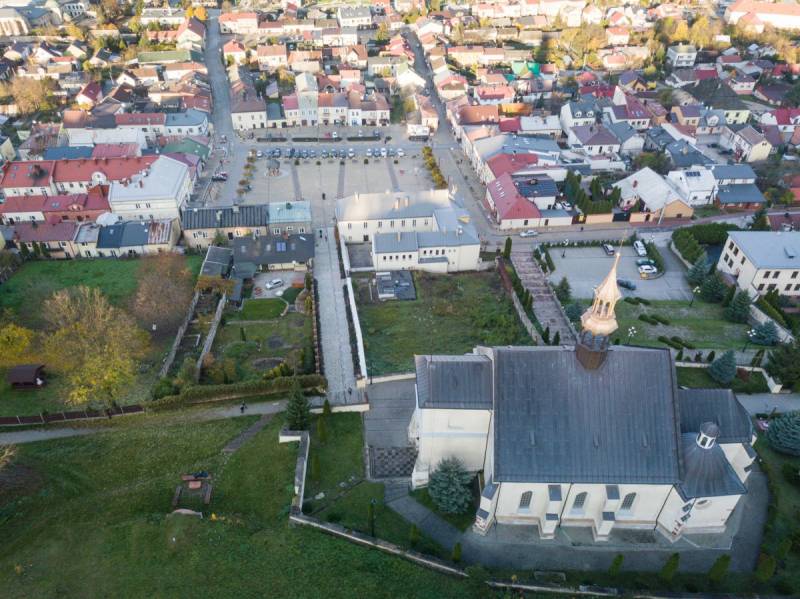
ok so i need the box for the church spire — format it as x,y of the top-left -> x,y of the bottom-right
580,251 -> 622,338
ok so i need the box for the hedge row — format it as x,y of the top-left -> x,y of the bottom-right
658,336 -> 683,350
623,296 -> 651,306
756,297 -> 789,329
644,241 -> 665,273
672,228 -> 704,264
149,374 -> 327,411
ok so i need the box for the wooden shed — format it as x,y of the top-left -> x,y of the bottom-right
6,364 -> 46,390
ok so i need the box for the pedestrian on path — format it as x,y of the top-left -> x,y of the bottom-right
240,402 -> 247,414
348,387 -> 353,397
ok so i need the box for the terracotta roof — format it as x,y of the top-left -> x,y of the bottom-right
13,220 -> 77,243
91,143 -> 140,158
115,113 -> 166,126
486,153 -> 538,179
0,161 -> 55,189
487,173 -> 540,221
52,156 -> 157,183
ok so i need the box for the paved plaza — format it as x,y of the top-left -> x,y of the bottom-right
549,243 -> 692,301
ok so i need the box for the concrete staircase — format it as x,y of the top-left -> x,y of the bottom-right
222,414 -> 273,455
511,250 -> 576,345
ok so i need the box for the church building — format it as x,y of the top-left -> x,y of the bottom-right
407,254 -> 755,542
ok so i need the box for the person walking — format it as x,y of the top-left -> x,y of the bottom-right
240,402 -> 247,414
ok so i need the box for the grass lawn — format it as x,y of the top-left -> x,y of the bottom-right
305,413 -> 447,558
410,485 -> 478,532
611,299 -> 750,351
229,298 -> 286,320
355,271 -> 531,375
0,415 -> 480,598
676,366 -> 770,394
213,312 -> 312,379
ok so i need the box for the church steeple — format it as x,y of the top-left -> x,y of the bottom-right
580,251 -> 622,338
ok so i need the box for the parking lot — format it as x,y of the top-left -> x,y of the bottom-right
548,245 -> 692,301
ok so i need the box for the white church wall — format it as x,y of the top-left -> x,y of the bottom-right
494,482 -> 560,527
721,442 -> 755,484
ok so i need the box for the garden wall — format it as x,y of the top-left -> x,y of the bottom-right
160,291 -> 200,378
194,292 -> 227,381
749,305 -> 795,345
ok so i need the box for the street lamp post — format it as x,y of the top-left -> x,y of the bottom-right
562,239 -> 569,258
689,286 -> 701,308
742,328 -> 756,352
627,326 -> 637,344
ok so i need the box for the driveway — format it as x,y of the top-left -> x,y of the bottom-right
549,244 -> 691,301
363,379 -> 418,478
252,271 -> 303,299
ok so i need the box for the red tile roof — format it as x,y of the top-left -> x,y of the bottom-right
0,161 -> 55,189
486,153 -> 539,179
115,112 -> 167,126
13,221 -> 78,243
52,156 -> 157,183
487,173 -> 540,222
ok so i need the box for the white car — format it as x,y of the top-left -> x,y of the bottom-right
256,150 -> 264,158
638,265 -> 657,276
633,240 -> 647,257
519,230 -> 538,238
397,148 -> 405,157
332,132 -> 339,139
265,279 -> 284,290
380,148 -> 388,157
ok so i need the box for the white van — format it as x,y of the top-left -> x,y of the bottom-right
633,240 -> 647,257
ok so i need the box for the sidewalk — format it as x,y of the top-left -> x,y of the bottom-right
736,393 -> 799,415
384,482 -> 462,551
0,400 -> 287,446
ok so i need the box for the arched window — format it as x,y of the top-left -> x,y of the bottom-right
518,491 -> 532,512
620,493 -> 636,513
572,491 -> 588,514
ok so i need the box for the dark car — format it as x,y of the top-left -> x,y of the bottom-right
617,279 -> 637,290
211,174 -> 228,182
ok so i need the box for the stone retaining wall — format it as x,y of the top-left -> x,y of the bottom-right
194,292 -> 227,381
160,291 -> 200,378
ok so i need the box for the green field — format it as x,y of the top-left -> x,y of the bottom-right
0,415 -> 479,598
355,271 -> 531,375
229,298 -> 287,320
611,299 -> 751,351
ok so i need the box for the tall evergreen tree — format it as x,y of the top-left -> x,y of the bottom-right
725,291 -> 751,323
766,340 -> 800,388
427,457 -> 473,514
285,377 -> 311,430
700,271 -> 725,303
709,350 -> 737,385
503,237 -> 512,259
687,254 -> 709,286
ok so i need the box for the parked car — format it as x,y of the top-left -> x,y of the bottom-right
617,279 -> 637,290
638,265 -> 658,277
321,150 -> 328,159
256,150 -> 264,158
347,148 -> 356,158
633,240 -> 647,257
332,132 -> 339,139
397,148 -> 405,157
211,174 -> 228,182
380,147 -> 388,157
366,148 -> 373,157
519,230 -> 538,238
602,244 -> 615,256
265,279 -> 284,290
287,148 -> 295,158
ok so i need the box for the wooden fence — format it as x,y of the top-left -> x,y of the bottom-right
0,404 -> 144,427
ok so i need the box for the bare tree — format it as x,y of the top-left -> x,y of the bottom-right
132,254 -> 195,335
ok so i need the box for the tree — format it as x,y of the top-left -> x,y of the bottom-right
132,254 -> 194,335
285,377 -> 311,430
427,457 -> 473,514
659,552 -> 680,582
709,350 -> 737,385
766,341 -> 800,388
700,272 -> 725,303
99,0 -> 122,23
554,277 -> 571,303
542,326 -> 550,344
65,23 -> 86,41
750,208 -> 770,231
552,331 -> 561,345
375,22 -> 389,42
41,287 -> 148,406
503,237 -> 512,259
609,554 -> 624,577
316,415 -> 328,444
721,284 -> 736,308
708,554 -> 731,584
687,254 -> 709,286
565,303 -> 583,322
322,398 -> 332,417
689,16 -> 714,49
725,291 -> 751,323
185,5 -> 194,18
212,230 -> 228,247
752,321 -> 778,346
766,411 -> 800,456
0,323 -> 36,367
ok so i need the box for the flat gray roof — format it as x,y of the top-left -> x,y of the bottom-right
727,231 -> 800,269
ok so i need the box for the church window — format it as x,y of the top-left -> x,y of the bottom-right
571,492 -> 587,514
620,493 -> 636,513
518,491 -> 532,512
695,500 -> 711,509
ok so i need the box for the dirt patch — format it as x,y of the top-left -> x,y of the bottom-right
251,357 -> 284,371
0,462 -> 44,503
267,336 -> 284,349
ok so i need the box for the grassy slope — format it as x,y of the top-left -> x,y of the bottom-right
0,416 -> 478,598
357,271 -> 531,375
612,299 -> 749,350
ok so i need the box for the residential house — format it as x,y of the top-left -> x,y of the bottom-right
95,218 -> 180,257
567,124 -> 621,156
107,156 -> 191,221
614,167 -> 693,220
231,233 -> 315,271
720,124 -> 772,162
180,205 -> 269,249
711,164 -> 766,209
667,44 -> 697,68
268,201 -> 311,235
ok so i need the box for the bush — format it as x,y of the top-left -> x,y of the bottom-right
428,457 -> 473,514
639,314 -> 659,325
409,524 -> 420,548
659,552 -> 680,582
781,462 -> 800,486
554,277 -> 571,303
451,542 -> 462,563
706,350 -> 716,363
609,554 -> 624,576
687,254 -> 710,286
700,272 -> 726,303
658,335 -> 683,350
709,350 -> 737,385
708,554 -> 730,584
152,377 -> 176,400
675,349 -> 684,362
645,241 -> 665,273
752,321 -> 779,346
565,303 -> 584,322
766,411 -> 800,456
638,297 -> 652,306
756,297 -> 788,328
544,249 -> 555,272
652,314 -> 671,325
755,553 -> 776,583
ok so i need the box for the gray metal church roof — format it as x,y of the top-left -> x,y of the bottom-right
491,345 -> 683,484
678,389 -> 752,443
415,355 -> 493,410
677,433 -> 747,500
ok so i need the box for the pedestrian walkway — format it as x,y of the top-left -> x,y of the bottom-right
222,413 -> 273,454
314,230 -> 357,404
364,380 -> 417,478
384,481 -> 462,550
386,158 -> 399,191
510,250 -> 576,345
736,393 -> 799,415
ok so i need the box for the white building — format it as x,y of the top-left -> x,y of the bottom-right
409,258 -> 756,542
666,167 -> 716,206
717,231 -> 800,298
335,189 -> 481,273
107,156 -> 191,221
667,44 -> 697,68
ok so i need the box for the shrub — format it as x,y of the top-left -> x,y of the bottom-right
409,524 -> 421,548
756,297 -> 788,328
653,314 -> 671,325
721,284 -> 736,308
503,237 -> 512,259
781,463 -> 800,486
709,350 -> 737,385
554,277 -> 572,303
708,554 -> 730,584
706,350 -> 716,363
152,377 -> 176,400
451,542 -> 462,563
659,552 -> 679,582
766,411 -> 800,456
657,335 -> 683,350
700,272 -> 726,303
752,321 -> 779,346
609,554 -> 624,576
316,415 -> 328,444
544,249 -> 555,272
565,303 -> 584,322
766,340 -> 800,388
553,331 -> 561,345
687,254 -> 709,286
428,457 -> 473,514
675,349 -> 684,362
645,241 -> 665,273
638,297 -> 651,306
755,553 -> 776,583
542,326 -> 550,344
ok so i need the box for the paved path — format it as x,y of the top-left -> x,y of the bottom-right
290,160 -> 302,201
314,231 -> 357,405
222,414 -> 273,454
384,481 -> 462,551
510,250 -> 576,345
737,393 -> 800,415
0,401 -> 287,445
386,158 -> 399,191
